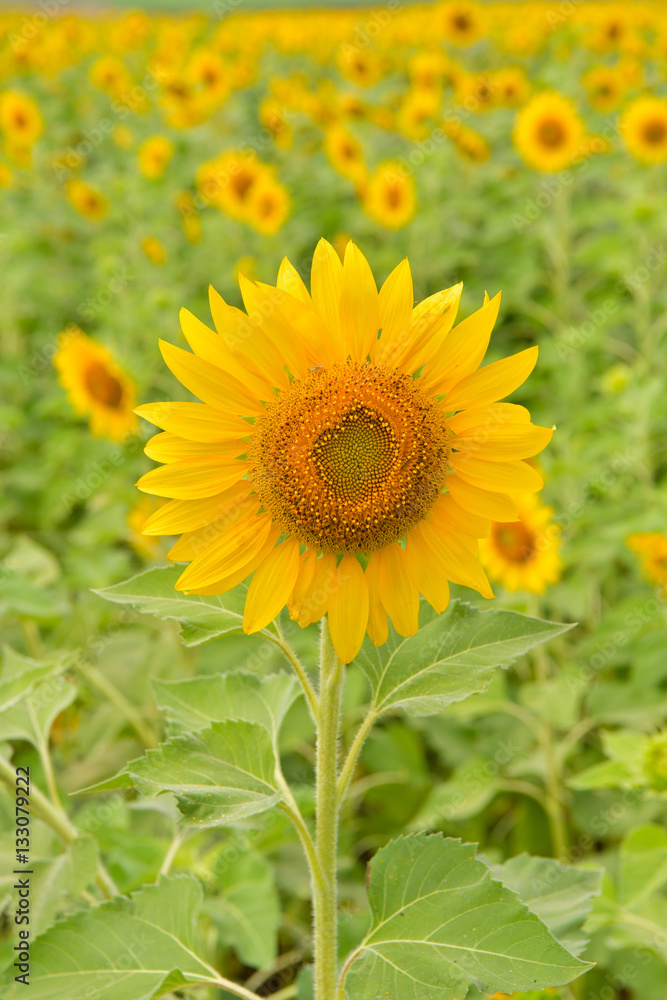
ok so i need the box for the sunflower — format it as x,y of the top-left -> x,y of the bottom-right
627,533 -> 667,595
141,236 -> 168,265
66,178 -> 109,221
246,177 -> 291,235
136,240 -> 552,663
138,135 -> 174,180
620,96 -> 667,165
54,326 -> 137,441
0,90 -> 43,147
494,67 -> 530,108
323,125 -> 367,184
480,493 -> 562,594
582,66 -> 625,112
196,150 -> 267,222
513,92 -> 585,173
361,162 -> 416,229
0,163 -> 12,188
441,1 -> 482,46
444,121 -> 491,162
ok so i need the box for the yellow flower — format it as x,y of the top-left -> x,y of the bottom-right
0,91 -> 43,146
323,125 -> 367,184
362,162 -> 416,229
89,55 -> 132,99
197,150 -> 266,221
246,177 -> 291,235
337,46 -> 383,88
136,240 -> 553,663
513,92 -> 586,172
138,135 -> 175,180
494,67 -> 530,108
441,1 -> 483,46
175,190 -> 202,244
444,121 -> 490,162
396,89 -> 440,140
141,236 -> 168,266
480,494 -> 562,594
259,98 -> 293,150
620,96 -> 667,165
66,178 -> 109,221
582,66 -> 625,112
627,533 -> 667,595
0,162 -> 12,188
54,326 -> 137,441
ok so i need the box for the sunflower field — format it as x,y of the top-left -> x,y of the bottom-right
2,2 -> 667,999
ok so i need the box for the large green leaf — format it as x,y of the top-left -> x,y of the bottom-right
356,602 -> 573,716
153,671 -> 303,744
93,567 -> 246,645
89,720 -> 282,826
493,854 -> 602,956
0,875 -> 221,1000
343,833 -> 591,1000
204,849 -> 280,968
30,836 -> 100,937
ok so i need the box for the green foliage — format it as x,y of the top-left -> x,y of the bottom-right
343,834 -> 591,1000
357,602 -> 573,717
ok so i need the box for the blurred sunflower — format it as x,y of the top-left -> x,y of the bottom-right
323,125 -> 367,184
480,493 -> 562,594
362,162 -> 416,229
0,90 -> 43,150
138,135 -> 174,180
627,532 -> 667,594
66,178 -> 109,221
582,66 -> 625,112
136,240 -> 553,662
441,1 -> 483,46
621,95 -> 667,164
54,327 -> 137,441
246,178 -> 291,235
513,92 -> 585,172
141,236 -> 168,265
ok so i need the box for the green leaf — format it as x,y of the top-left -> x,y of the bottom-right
492,854 -> 602,956
0,874 -> 220,1000
30,836 -> 99,937
95,720 -> 282,826
0,667 -> 76,749
93,567 -> 246,646
409,757 -> 501,828
356,602 -> 573,717
0,647 -> 70,715
153,671 -> 303,744
205,849 -> 280,968
0,571 -> 65,620
343,833 -> 592,1000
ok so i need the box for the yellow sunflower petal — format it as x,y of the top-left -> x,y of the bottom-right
422,518 -> 495,598
444,345 -> 539,412
277,257 -> 311,304
310,238 -> 346,359
159,340 -> 263,415
208,285 -> 290,390
179,308 -> 270,399
239,275 -> 312,379
135,402 -> 249,443
421,292 -> 502,394
136,456 -> 248,499
339,242 -> 379,361
243,537 -> 301,634
141,482 -> 254,536
373,258 -> 413,363
447,402 -> 530,434
447,475 -> 519,521
288,548 -> 318,620
176,512 -> 273,591
256,279 -> 335,367
328,554 -> 369,664
395,282 -> 463,373
454,422 -> 555,462
377,543 -> 420,637
294,551 -> 337,627
430,493 -> 491,538
144,432 -> 245,463
405,524 -> 451,613
184,524 -> 282,595
451,455 -> 544,493
365,552 -> 389,646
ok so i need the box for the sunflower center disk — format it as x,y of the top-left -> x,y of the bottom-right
251,360 -> 451,553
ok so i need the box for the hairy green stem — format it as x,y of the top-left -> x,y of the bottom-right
313,619 -> 344,1000
266,626 -> 319,723
336,706 -> 377,805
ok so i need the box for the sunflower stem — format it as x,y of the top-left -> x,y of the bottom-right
313,618 -> 344,1000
